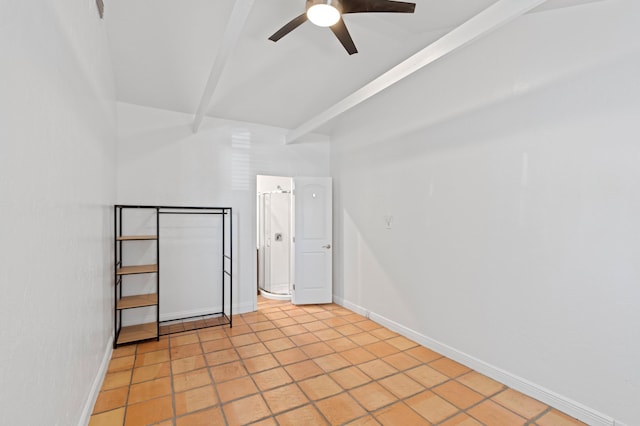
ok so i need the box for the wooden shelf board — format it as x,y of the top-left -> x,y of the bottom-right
117,235 -> 157,241
117,322 -> 157,344
117,294 -> 158,310
117,264 -> 158,275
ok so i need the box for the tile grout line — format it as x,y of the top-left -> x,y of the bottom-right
167,333 -> 178,426
268,302 -> 411,423
258,302 -> 405,424
279,303 -> 480,424
255,300 -> 580,424
93,299 -> 584,426
226,321 -> 276,425
121,345 -> 136,426
265,303 -> 369,425
244,313 -> 300,424
245,302 -> 351,423
199,326 -> 229,426
528,406 -> 554,425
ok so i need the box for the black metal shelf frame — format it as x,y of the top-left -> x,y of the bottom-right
114,205 -> 233,348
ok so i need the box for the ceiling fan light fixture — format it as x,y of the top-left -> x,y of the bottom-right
307,0 -> 341,27
270,0 -> 416,55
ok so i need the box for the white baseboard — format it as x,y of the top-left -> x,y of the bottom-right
332,296 -> 615,426
333,295 -> 368,316
79,335 -> 113,426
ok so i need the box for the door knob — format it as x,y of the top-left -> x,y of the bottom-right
323,244 -> 331,249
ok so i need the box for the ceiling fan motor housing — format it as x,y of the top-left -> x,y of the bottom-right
306,0 -> 343,14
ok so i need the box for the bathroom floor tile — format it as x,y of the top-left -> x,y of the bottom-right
406,390 -> 458,424
316,393 -> 367,425
252,367 -> 293,391
89,408 -> 125,426
217,376 -> 259,403
174,385 -> 218,416
92,387 -> 128,414
492,388 -> 548,418
433,381 -> 484,409
276,404 -> 328,426
93,297 -> 586,426
331,366 -> 372,390
128,377 -> 172,404
467,400 -> 527,426
124,396 -> 173,426
374,402 -> 430,426
350,382 -> 398,411
262,383 -> 309,414
223,394 -> 271,425
298,374 -> 342,400
285,359 -> 324,381
457,371 -> 505,396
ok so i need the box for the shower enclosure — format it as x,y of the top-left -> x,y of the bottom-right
257,176 -> 293,299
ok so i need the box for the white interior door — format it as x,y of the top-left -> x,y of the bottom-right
292,177 -> 332,305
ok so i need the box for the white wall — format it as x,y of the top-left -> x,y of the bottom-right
116,102 -> 329,315
0,2 -> 116,425
257,175 -> 293,194
331,1 -> 640,425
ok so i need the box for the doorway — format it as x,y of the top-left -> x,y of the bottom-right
257,175 -> 294,300
256,175 -> 333,305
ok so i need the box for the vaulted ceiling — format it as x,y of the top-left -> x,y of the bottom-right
106,0 -> 601,136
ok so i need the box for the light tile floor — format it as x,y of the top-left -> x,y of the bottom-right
90,297 -> 586,425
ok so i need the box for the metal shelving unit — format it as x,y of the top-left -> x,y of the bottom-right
114,205 -> 232,348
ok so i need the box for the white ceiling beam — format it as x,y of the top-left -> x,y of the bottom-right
285,0 -> 549,144
193,0 -> 254,133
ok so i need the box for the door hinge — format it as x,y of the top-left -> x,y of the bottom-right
292,284 -> 295,291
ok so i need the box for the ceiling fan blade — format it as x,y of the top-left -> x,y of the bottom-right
330,18 -> 358,55
342,0 -> 416,14
269,13 -> 308,42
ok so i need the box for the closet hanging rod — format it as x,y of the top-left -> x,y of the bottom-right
114,204 -> 231,210
158,211 -> 227,215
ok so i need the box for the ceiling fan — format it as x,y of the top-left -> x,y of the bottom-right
269,0 -> 417,55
